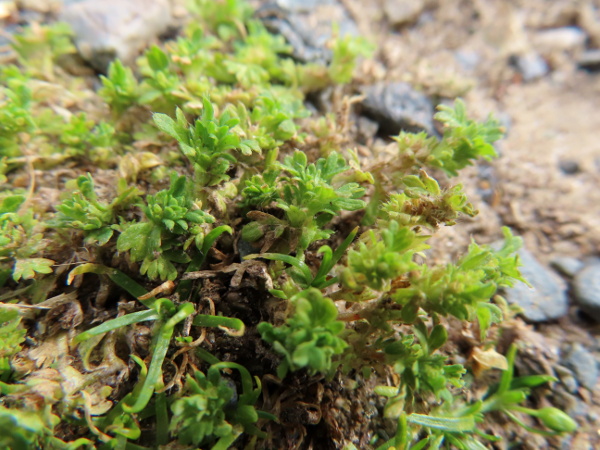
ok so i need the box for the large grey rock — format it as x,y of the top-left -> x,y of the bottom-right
503,248 -> 569,322
573,263 -> 600,321
60,0 -> 172,72
562,343 -> 599,390
256,0 -> 359,64
361,82 -> 434,135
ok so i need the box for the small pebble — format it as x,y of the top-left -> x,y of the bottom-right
454,50 -> 481,72
578,49 -> 600,72
554,364 -> 579,394
558,159 -> 580,175
533,27 -> 586,53
383,0 -> 425,27
573,263 -> 600,321
361,82 -> 434,136
562,343 -> 599,390
502,248 -> 569,322
511,52 -> 549,81
550,256 -> 584,278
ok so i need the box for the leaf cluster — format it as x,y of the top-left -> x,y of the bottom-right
0,195 -> 53,282
392,99 -> 503,177
170,363 -> 263,448
341,220 -> 427,293
381,170 -> 477,230
0,306 -> 26,380
377,345 -> 577,450
242,151 -> 366,255
392,227 -> 525,322
54,174 -> 138,245
258,288 -> 347,378
154,98 -> 259,187
116,173 -> 215,280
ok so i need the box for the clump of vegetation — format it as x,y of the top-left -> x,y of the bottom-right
0,0 -> 576,448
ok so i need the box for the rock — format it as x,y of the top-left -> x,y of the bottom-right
256,0 -> 359,64
60,0 -> 172,72
533,27 -> 586,53
558,159 -> 580,175
361,82 -> 434,136
503,248 -> 568,322
550,256 -> 584,278
476,163 -> 499,205
383,0 -> 425,27
578,49 -> 600,72
511,52 -> 549,81
356,116 -> 379,145
554,364 -> 579,394
573,263 -> 600,321
562,343 -> 599,390
454,50 -> 481,72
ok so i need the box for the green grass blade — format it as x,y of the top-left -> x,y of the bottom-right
74,310 -> 159,343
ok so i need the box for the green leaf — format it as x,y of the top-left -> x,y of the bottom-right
153,112 -> 179,139
74,309 -> 160,343
407,413 -> 476,433
12,258 -> 54,281
147,45 -> 169,71
428,325 -> 448,351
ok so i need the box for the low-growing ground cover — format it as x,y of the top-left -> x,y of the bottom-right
0,0 -> 578,448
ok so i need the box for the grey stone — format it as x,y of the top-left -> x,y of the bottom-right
573,263 -> 600,321
356,115 -> 379,144
256,0 -> 359,64
554,364 -> 579,394
361,82 -> 434,136
533,27 -> 586,53
503,248 -> 569,322
550,256 -> 584,278
454,50 -> 481,72
578,49 -> 600,72
558,159 -> 580,175
511,52 -> 549,81
60,0 -> 172,72
383,0 -> 425,27
562,343 -> 599,390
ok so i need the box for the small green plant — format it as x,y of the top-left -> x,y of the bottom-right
258,288 -> 348,378
139,45 -> 189,113
0,195 -> 54,283
154,98 -> 260,187
170,362 -> 266,448
376,345 -> 577,449
116,173 -> 217,280
341,219 -> 426,293
0,306 -> 26,381
392,99 -> 502,177
0,405 -> 93,449
242,151 -> 366,255
54,173 -> 138,245
0,73 -> 35,159
98,60 -> 140,115
11,22 -> 75,79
